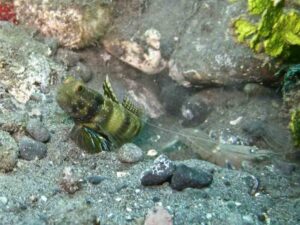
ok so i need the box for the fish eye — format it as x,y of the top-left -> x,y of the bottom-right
76,85 -> 84,93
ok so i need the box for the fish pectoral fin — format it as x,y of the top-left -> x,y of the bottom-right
122,95 -> 142,117
103,75 -> 119,103
70,125 -> 112,153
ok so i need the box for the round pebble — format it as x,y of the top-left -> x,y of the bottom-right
19,136 -> 47,161
141,154 -> 175,186
86,175 -> 106,185
0,130 -> 19,172
170,164 -> 213,191
147,149 -> 158,157
26,119 -> 50,143
117,143 -> 144,163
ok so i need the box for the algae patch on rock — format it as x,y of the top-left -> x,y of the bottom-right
233,0 -> 300,59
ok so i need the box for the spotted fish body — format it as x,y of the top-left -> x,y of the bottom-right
56,76 -> 142,153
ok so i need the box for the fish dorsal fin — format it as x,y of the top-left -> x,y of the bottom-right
103,75 -> 119,103
122,96 -> 142,116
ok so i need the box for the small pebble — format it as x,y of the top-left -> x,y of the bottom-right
86,175 -> 106,185
116,171 -> 129,177
118,143 -> 144,163
242,215 -> 255,225
19,136 -> 47,161
40,196 -> 47,202
26,119 -> 50,143
141,155 -> 175,186
170,164 -> 213,191
243,83 -> 272,97
147,149 -> 158,157
115,197 -> 122,202
59,167 -> 81,194
0,196 -> 8,205
125,215 -> 133,221
152,196 -> 160,202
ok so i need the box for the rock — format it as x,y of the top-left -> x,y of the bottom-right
144,205 -> 173,225
117,143 -> 143,163
159,81 -> 189,116
14,0 -> 113,49
274,161 -> 296,176
86,175 -> 106,185
243,83 -> 273,97
181,94 -> 212,127
147,149 -> 158,157
141,155 -> 175,186
0,23 -> 66,103
103,28 -> 167,75
56,49 -> 81,67
170,164 -> 213,191
71,62 -> 93,83
242,120 -> 293,152
26,119 -> 50,143
0,130 -> 19,172
210,129 -> 251,146
19,136 -> 47,160
166,0 -> 275,87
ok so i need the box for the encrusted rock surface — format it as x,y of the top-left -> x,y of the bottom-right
0,22 -> 66,104
26,119 -> 51,143
117,143 -> 144,163
14,0 -> 112,49
0,130 -> 19,172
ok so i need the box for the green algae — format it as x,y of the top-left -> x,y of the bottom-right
233,0 -> 300,59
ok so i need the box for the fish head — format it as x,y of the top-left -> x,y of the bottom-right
56,76 -> 104,121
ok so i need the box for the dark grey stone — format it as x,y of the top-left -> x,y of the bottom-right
170,164 -> 213,191
86,176 -> 106,185
26,119 -> 50,143
19,136 -> 47,161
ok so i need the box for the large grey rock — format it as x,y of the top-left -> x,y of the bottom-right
0,131 -> 19,172
169,0 -> 275,87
